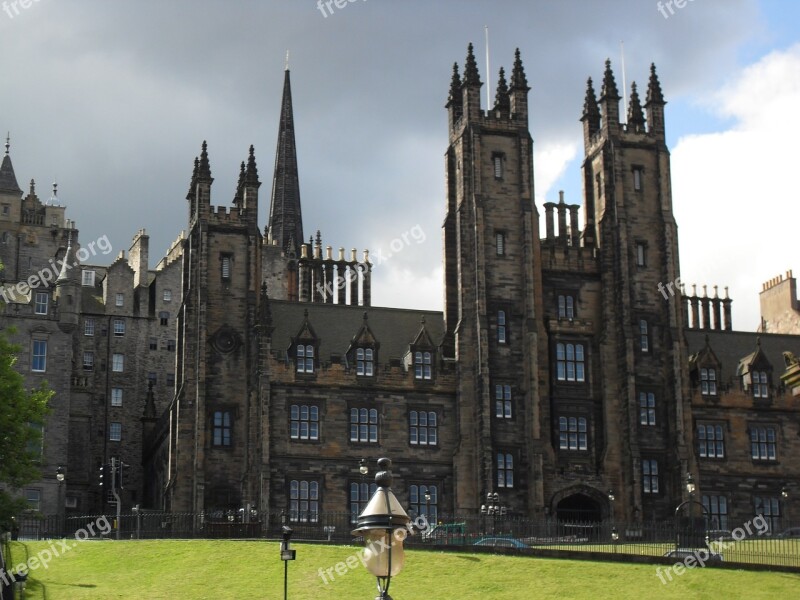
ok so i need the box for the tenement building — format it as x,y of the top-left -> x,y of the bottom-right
2,47 -> 799,530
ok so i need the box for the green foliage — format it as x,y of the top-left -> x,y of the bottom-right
0,326 -> 53,528
8,540 -> 800,599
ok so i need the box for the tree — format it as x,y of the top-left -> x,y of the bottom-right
0,321 -> 53,529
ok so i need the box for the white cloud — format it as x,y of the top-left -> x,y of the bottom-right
672,44 -> 800,331
533,140 -> 579,205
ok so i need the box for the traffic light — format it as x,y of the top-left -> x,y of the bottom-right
115,461 -> 124,490
99,463 -> 106,487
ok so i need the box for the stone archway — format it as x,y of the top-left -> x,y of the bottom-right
556,493 -> 603,523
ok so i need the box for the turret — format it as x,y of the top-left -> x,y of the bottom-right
54,233 -> 80,332
242,144 -> 260,225
581,77 -> 601,149
599,59 -> 620,133
446,62 -> 463,129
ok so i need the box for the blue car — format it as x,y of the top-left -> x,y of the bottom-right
473,536 -> 529,548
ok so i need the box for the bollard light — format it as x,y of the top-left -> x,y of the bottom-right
352,458 -> 411,599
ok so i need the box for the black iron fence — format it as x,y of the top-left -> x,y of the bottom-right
8,511 -> 799,569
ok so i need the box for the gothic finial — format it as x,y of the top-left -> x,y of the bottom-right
363,311 -> 368,322
198,140 -> 212,181
627,82 -> 646,131
4,133 -> 9,156
646,63 -> 665,105
494,67 -> 510,111
315,230 -> 322,246
245,145 -> 259,185
448,62 -> 462,103
510,48 -> 529,90
29,179 -> 35,196
463,43 -> 481,86
601,59 -> 620,100
582,77 -> 600,124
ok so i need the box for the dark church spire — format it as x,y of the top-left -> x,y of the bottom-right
627,82 -> 646,132
0,133 -> 22,195
268,67 -> 304,257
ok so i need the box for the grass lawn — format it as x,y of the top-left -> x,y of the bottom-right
6,540 -> 799,599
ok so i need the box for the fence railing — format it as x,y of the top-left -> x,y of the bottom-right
8,512 -> 799,569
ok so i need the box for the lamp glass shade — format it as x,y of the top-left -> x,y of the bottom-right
363,530 -> 405,578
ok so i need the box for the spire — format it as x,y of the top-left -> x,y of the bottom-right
197,140 -> 213,183
0,133 -> 22,195
627,82 -> 646,131
600,59 -> 620,100
509,48 -> 529,90
268,68 -> 304,257
186,156 -> 199,200
494,67 -> 510,112
462,43 -> 481,87
233,161 -> 246,206
646,63 -> 665,105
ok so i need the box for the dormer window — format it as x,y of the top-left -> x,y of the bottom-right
356,348 -> 374,376
414,351 -> 432,380
297,344 -> 314,374
752,371 -> 769,398
700,368 -> 717,396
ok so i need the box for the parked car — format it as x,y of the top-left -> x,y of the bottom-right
473,536 -> 529,549
776,527 -> 800,538
663,549 -> 723,562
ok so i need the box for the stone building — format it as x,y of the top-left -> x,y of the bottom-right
3,46 -> 800,530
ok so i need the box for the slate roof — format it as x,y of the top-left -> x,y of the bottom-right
0,154 -> 22,194
268,300 -> 445,363
686,329 -> 800,384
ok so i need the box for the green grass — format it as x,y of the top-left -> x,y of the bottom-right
6,540 -> 799,599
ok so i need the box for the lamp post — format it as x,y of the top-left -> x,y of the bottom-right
424,490 -> 431,521
352,458 -> 410,600
56,466 -> 65,538
280,525 -> 296,600
686,473 -> 696,546
611,527 -> 619,554
607,489 -> 615,548
480,492 -> 505,536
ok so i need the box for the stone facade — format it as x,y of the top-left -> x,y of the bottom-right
3,47 -> 800,531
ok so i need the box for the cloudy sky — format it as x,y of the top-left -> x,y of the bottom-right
0,0 -> 797,330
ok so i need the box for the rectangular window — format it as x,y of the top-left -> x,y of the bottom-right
149,338 -> 158,350
32,340 -> 47,372
163,289 -> 172,302
750,426 -> 777,460
25,489 -> 41,512
296,344 -> 314,373
558,416 -> 588,451
166,373 -> 175,386
111,388 -> 123,407
752,371 -> 769,398
112,353 -> 124,372
495,384 -> 512,419
167,339 -> 176,352
409,410 -> 438,446
115,293 -> 124,307
34,292 -> 49,315
754,496 -> 781,533
159,312 -> 169,326
698,424 -> 725,458
700,368 -> 717,396
496,232 -> 506,256
113,319 -> 125,337
639,392 -> 656,426
350,408 -> 378,443
147,372 -> 157,385
558,295 -> 575,319
642,459 -> 659,494
493,155 -> 503,179
636,243 -> 647,267
82,270 -> 95,287
556,343 -> 585,382
350,481 -> 378,523
356,348 -> 374,376
497,311 -> 507,344
289,480 -> 319,523
414,351 -> 432,380
633,167 -> 643,191
221,256 -> 231,279
640,320 -> 649,352
409,484 -> 439,522
83,351 -> 94,371
84,318 -> 95,336
213,411 -> 232,447
109,422 -> 122,442
702,495 -> 729,530
497,452 -> 514,488
290,404 -> 320,441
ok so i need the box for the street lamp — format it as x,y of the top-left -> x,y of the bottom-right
611,526 -> 619,554
686,473 -> 696,496
607,489 -> 615,502
480,492 -> 505,535
352,458 -> 410,600
360,459 -> 369,477
280,525 -> 296,600
56,466 -> 66,538
781,485 -> 789,499
424,490 -> 431,520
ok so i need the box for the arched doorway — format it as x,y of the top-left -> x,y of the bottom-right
556,493 -> 603,523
